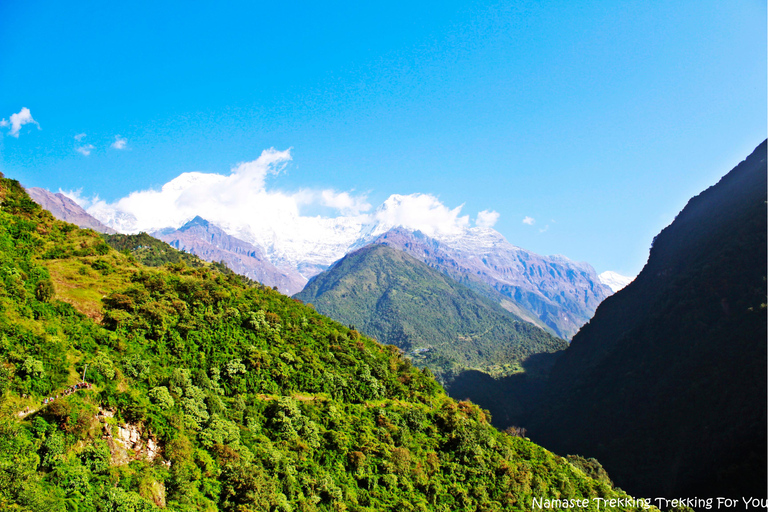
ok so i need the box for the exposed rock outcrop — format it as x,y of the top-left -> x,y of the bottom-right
97,408 -> 163,466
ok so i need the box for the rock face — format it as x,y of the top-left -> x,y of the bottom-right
372,227 -> 612,339
26,187 -> 117,234
97,408 -> 163,465
154,216 -> 307,295
109,423 -> 161,464
102,415 -> 166,507
528,140 -> 768,499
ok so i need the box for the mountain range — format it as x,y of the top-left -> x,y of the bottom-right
0,174 -> 650,510
28,187 -> 624,339
19,139 -> 765,504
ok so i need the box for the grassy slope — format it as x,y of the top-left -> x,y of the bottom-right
0,176 -> 655,512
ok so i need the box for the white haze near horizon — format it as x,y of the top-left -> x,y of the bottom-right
61,148 -> 507,269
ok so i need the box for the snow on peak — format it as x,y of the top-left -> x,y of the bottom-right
84,155 -> 598,279
432,226 -> 512,253
599,271 -> 634,293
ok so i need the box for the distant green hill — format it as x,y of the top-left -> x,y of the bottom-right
104,231 -> 210,266
0,175 -> 651,511
295,244 -> 567,381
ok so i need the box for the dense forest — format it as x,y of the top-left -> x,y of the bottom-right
0,176 -> 655,511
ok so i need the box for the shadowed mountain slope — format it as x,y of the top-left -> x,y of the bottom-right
528,140 -> 768,500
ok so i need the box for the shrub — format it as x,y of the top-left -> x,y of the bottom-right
148,387 -> 175,410
22,357 -> 44,378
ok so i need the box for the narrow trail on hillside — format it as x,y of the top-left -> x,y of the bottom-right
16,382 -> 93,419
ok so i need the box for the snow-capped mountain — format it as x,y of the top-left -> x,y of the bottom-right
230,214 -> 369,279
84,179 -> 611,338
598,271 -> 634,293
87,187 -> 478,281
212,193 -> 476,279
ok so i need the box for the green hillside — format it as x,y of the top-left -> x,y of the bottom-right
295,244 -> 567,381
0,176 -> 653,511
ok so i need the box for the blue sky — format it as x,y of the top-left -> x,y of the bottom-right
0,1 -> 765,276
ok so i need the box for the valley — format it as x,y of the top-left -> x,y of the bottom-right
4,2 -> 764,509
0,174 -> 654,510
17,140 -> 768,508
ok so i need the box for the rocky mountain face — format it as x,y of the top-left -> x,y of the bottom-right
295,244 -> 567,381
26,187 -> 117,234
153,216 -> 306,295
372,227 -> 612,339
528,140 -> 767,499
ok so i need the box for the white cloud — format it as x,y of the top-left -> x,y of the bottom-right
0,119 -> 8,127
112,135 -> 127,149
4,107 -> 40,137
539,224 -> 549,233
59,188 -> 97,209
372,193 -> 469,237
76,144 -> 95,156
85,148 -> 490,272
74,133 -> 87,141
522,216 -> 535,225
320,190 -> 371,215
87,148 -> 298,234
476,209 -> 500,228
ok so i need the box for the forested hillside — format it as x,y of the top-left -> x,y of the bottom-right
0,176 -> 651,511
295,244 -> 567,381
